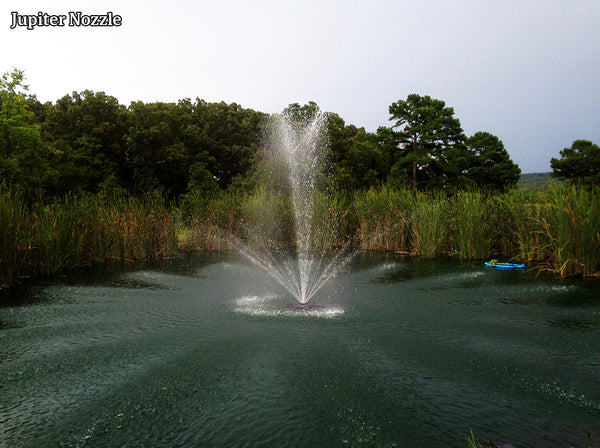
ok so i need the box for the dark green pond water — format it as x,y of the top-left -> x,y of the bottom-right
1,253 -> 599,448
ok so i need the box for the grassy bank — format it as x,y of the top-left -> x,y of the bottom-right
351,185 -> 599,275
2,184 -> 598,287
0,186 -> 175,287
179,184 -> 599,276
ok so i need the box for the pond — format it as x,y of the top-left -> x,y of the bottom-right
1,253 -> 599,448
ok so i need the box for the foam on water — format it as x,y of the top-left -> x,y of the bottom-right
233,294 -> 344,318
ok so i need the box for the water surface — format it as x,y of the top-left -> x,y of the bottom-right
1,253 -> 599,447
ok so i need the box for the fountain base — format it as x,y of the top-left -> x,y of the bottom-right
285,302 -> 324,311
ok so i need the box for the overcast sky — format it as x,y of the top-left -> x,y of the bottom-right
3,0 -> 599,173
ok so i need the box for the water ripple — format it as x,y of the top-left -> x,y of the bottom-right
1,254 -> 599,448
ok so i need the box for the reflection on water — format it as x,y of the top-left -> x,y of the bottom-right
0,253 -> 598,448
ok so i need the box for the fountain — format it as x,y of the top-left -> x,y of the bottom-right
235,109 -> 353,307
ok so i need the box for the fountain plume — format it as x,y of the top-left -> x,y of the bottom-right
236,109 -> 353,305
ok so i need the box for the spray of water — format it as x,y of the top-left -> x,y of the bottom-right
236,110 -> 353,304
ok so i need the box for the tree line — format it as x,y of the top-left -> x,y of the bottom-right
1,68 -> 596,200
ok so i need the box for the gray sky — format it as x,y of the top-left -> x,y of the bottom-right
3,0 -> 599,173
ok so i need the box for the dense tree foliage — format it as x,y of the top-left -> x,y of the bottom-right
44,90 -> 128,194
264,102 -> 385,191
465,131 -> 521,191
551,139 -> 600,186
384,94 -> 467,190
327,112 -> 385,191
0,69 -> 55,196
1,72 -> 267,198
379,94 -> 521,192
2,70 -> 528,199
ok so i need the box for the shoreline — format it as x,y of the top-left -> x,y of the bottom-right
2,185 -> 599,289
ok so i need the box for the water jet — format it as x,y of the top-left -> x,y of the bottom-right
236,109 -> 353,305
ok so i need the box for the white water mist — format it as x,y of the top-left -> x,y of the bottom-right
237,110 -> 352,305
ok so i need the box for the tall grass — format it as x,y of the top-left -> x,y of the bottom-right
449,191 -> 493,260
107,193 -> 175,260
498,185 -> 600,275
500,189 -> 550,262
312,192 -> 355,250
2,183 -> 598,286
242,187 -> 292,249
0,188 -> 175,287
543,186 -> 600,276
177,189 -> 244,251
0,186 -> 31,285
410,192 -> 448,258
180,189 -> 356,252
354,186 -> 412,252
351,185 -> 599,275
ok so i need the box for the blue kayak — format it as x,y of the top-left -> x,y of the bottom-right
485,261 -> 526,269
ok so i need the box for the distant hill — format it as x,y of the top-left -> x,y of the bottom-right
519,172 -> 556,188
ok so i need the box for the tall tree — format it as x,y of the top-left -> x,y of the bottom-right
267,103 -> 385,191
193,100 -> 265,189
386,94 -> 466,190
327,112 -> 384,190
551,139 -> 600,186
44,90 -> 127,193
0,68 -> 55,195
124,100 -> 193,196
465,131 -> 520,191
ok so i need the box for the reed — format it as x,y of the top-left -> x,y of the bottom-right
30,195 -> 92,273
448,191 -> 493,260
465,430 -> 478,448
499,189 -> 550,262
109,192 -> 175,260
312,192 -> 353,250
2,183 -> 599,287
543,185 -> 600,276
0,186 -> 31,285
0,188 -> 176,287
353,186 -> 412,252
181,190 -> 246,251
242,187 -> 292,249
409,192 -> 448,258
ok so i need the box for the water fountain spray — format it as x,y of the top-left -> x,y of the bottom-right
236,109 -> 353,306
